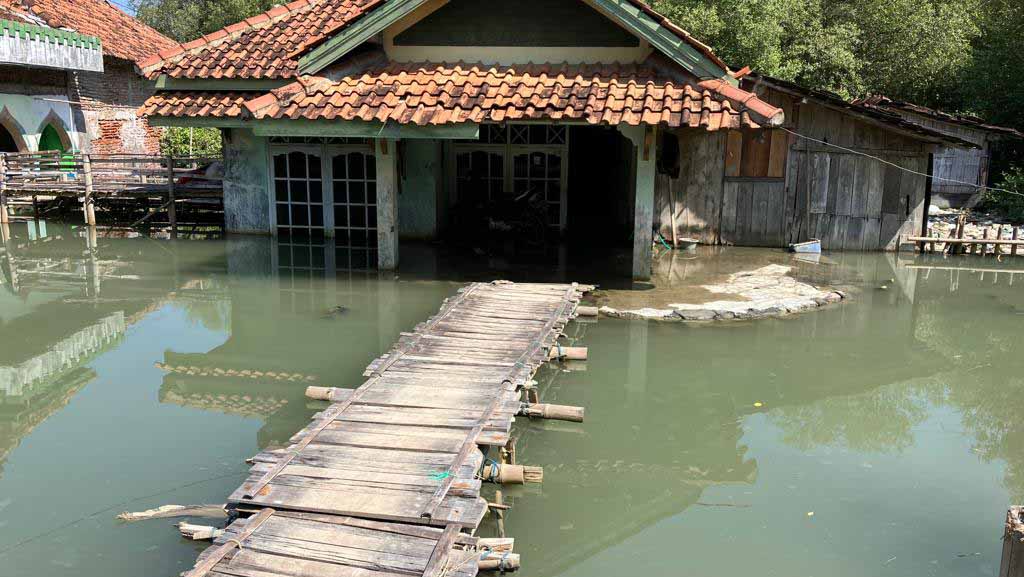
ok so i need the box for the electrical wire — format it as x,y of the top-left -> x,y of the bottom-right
777,126 -> 1024,199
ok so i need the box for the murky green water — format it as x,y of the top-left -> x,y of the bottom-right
0,222 -> 1022,577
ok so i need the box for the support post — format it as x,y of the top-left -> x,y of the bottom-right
166,155 -> 177,239
0,154 -> 9,224
82,153 -> 96,226
375,138 -> 399,270
619,124 -> 657,281
1001,507 -> 1024,577
1013,227 -> 1019,257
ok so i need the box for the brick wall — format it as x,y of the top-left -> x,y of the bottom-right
68,56 -> 163,155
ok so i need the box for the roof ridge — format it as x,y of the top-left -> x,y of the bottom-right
138,0 -> 324,76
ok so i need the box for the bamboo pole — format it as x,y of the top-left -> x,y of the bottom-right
82,153 -> 96,226
0,154 -> 9,224
166,155 -> 177,239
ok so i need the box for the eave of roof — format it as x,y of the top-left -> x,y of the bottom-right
748,74 -> 980,149
140,58 -> 785,130
854,95 -> 1023,139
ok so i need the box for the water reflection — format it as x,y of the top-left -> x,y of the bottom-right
0,222 -> 1022,577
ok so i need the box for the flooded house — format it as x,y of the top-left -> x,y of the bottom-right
855,95 -> 1023,209
0,0 -> 175,155
138,0 -> 972,279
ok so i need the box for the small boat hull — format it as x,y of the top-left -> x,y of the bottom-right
789,239 -> 821,254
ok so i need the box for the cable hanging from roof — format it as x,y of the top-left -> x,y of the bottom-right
777,126 -> 1024,199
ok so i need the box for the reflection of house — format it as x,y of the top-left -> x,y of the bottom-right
0,365 -> 93,476
0,0 -> 175,154
856,96 -> 1023,208
0,311 -> 123,396
0,222 -> 220,473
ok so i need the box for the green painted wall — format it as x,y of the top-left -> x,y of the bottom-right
223,128 -> 271,234
399,140 -> 441,240
394,0 -> 639,47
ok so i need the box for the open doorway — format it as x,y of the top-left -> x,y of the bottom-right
0,124 -> 18,153
565,124 -> 635,254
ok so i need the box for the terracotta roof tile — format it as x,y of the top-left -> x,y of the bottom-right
3,0 -> 177,65
138,92 -> 250,119
138,0 -> 728,81
221,61 -> 784,129
139,0 -> 380,79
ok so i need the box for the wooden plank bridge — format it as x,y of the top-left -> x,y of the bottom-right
182,280 -> 594,577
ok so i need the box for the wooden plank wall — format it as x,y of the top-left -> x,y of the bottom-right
654,89 -> 932,251
881,110 -> 992,197
654,129 -> 725,245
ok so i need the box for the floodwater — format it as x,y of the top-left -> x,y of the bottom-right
0,221 -> 1022,577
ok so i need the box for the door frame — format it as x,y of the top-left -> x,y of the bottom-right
446,123 -> 570,231
267,140 -> 375,237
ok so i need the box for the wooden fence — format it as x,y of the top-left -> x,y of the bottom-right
0,151 -> 223,236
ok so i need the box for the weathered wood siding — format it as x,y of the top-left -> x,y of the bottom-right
881,109 -> 992,201
655,88 -> 931,251
654,129 -> 725,245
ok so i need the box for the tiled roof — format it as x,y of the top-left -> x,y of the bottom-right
2,0 -> 176,65
139,0 -> 378,79
139,92 -> 251,118
143,61 -> 784,130
855,95 -> 1023,139
138,0 -> 729,81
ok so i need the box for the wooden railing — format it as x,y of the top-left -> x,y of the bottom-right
0,151 -> 223,235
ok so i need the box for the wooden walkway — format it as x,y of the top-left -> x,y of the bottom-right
184,281 -> 592,577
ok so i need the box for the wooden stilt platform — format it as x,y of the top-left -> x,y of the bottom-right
183,281 -> 593,577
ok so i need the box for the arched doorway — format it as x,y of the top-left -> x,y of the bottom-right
0,108 -> 27,153
36,112 -> 73,153
0,124 -> 18,153
38,124 -> 67,153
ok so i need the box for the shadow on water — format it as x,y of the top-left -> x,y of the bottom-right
0,220 -> 1022,577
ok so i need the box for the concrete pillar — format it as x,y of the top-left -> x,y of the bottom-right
375,138 -> 399,270
222,129 -> 271,234
619,124 -> 657,281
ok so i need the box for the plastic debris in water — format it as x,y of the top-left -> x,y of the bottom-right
807,511 -> 815,517
754,402 -> 763,408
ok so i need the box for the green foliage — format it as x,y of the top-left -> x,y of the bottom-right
967,1 -> 1024,130
651,0 -> 979,105
160,127 -> 223,158
982,166 -> 1024,222
131,0 -> 278,42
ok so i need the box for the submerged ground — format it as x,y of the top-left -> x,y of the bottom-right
0,223 -> 1021,577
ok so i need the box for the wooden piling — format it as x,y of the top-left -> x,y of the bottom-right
1014,228 -> 1019,257
0,154 -> 9,225
166,155 -> 177,239
1001,507 -> 1024,577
